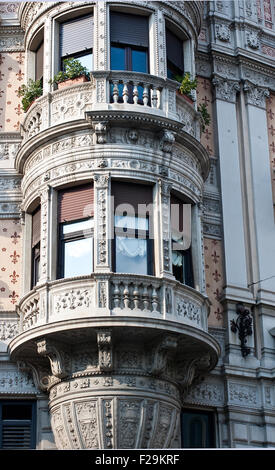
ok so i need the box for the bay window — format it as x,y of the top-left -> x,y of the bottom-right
112,182 -> 153,275
171,195 -> 194,287
58,184 -> 94,279
59,15 -> 94,71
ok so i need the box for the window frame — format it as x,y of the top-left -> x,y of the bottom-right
113,214 -> 154,276
58,217 -> 94,279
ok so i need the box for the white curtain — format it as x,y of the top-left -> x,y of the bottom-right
172,251 -> 183,267
116,236 -> 147,258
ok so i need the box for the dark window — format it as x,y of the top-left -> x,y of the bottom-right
58,184 -> 94,279
181,410 -> 215,448
60,15 -> 94,71
0,401 -> 36,449
171,195 -> 194,287
166,28 -> 184,79
112,182 -> 154,276
35,41 -> 44,87
31,206 -> 41,288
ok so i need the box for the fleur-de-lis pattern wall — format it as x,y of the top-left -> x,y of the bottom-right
197,76 -> 225,327
0,51 -> 25,132
0,219 -> 21,311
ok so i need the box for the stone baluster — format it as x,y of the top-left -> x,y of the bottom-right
123,282 -> 130,309
151,86 -> 158,108
133,283 -> 140,310
113,281 -> 121,309
151,285 -> 159,313
133,83 -> 139,105
122,82 -> 128,103
112,81 -> 119,103
142,284 -> 150,311
143,86 -> 149,106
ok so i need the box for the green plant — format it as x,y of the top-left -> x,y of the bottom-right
18,79 -> 43,112
174,72 -> 198,97
49,57 -> 90,85
198,102 -> 211,132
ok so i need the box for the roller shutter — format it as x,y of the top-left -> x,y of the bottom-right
58,184 -> 94,223
110,11 -> 149,48
60,15 -> 94,57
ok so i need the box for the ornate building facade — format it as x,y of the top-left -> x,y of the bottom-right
0,0 -> 274,449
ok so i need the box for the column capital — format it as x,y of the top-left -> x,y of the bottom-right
243,80 -> 270,109
212,75 -> 240,103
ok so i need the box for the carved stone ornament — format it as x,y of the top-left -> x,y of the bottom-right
36,338 -> 70,379
215,23 -> 231,42
212,76 -> 240,103
94,121 -> 109,144
149,335 -> 178,376
160,129 -> 175,153
243,81 -> 270,108
246,30 -> 260,50
97,330 -> 113,371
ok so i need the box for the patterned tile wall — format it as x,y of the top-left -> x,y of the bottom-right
0,52 -> 25,132
197,76 -> 224,327
0,218 -> 22,311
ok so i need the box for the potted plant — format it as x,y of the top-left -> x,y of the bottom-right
174,72 -> 197,104
50,57 -> 90,89
18,79 -> 43,112
198,102 -> 211,132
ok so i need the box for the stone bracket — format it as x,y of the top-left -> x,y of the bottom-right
97,330 -> 113,372
36,338 -> 70,379
149,335 -> 178,376
17,359 -> 52,392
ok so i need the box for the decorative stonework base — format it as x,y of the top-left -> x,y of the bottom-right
49,376 -> 181,449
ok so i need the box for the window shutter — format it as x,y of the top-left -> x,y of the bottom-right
58,184 -> 94,223
32,207 -> 41,248
35,41 -> 44,81
60,15 -> 94,57
110,12 -> 149,48
166,28 -> 184,72
112,181 -> 152,214
2,422 -> 32,449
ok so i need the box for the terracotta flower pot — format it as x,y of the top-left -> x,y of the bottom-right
57,75 -> 88,89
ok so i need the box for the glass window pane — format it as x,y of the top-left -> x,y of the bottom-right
64,237 -> 93,277
77,53 -> 93,71
116,237 -> 148,274
115,215 -> 148,231
63,219 -> 94,235
111,46 -> 125,70
131,49 -> 148,73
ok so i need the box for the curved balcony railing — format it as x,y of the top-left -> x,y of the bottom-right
18,274 -> 209,335
20,71 -> 201,146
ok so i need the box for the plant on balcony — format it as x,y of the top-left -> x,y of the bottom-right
18,79 -> 43,112
198,102 -> 211,132
49,58 -> 90,89
174,72 -> 198,103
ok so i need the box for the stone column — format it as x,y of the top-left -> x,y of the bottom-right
94,1 -> 108,71
157,179 -> 173,279
243,81 -> 275,304
43,16 -> 52,94
212,75 -> 250,302
38,185 -> 51,285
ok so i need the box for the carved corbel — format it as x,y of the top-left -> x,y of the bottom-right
17,360 -> 52,392
97,330 -> 113,371
149,335 -> 178,376
177,353 -> 212,397
212,75 -> 240,103
243,81 -> 270,109
36,338 -> 70,379
94,121 -> 109,144
159,129 -> 175,154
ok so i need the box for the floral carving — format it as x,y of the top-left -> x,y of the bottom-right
175,297 -> 201,325
55,289 -> 92,312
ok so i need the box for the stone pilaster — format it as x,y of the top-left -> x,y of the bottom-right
38,185 -> 51,284
43,16 -> 52,94
94,1 -> 108,71
94,173 -> 111,273
158,179 -> 173,278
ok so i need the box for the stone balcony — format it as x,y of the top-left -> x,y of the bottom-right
14,274 -> 209,343
20,71 -> 201,148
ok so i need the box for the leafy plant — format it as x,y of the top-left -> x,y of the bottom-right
18,79 -> 43,112
198,102 -> 211,132
49,57 -> 90,85
174,72 -> 198,98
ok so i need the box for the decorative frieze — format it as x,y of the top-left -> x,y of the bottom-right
228,382 -> 258,407
55,289 -> 92,313
0,320 -> 18,340
0,369 -> 37,394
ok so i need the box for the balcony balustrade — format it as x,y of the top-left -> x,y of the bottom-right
18,274 -> 209,336
20,71 -> 201,145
